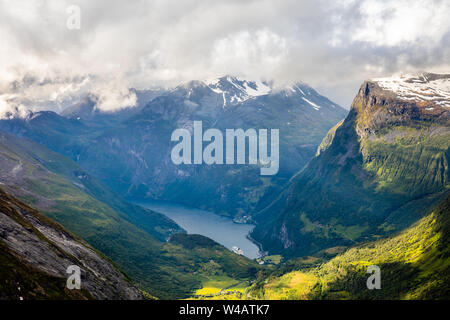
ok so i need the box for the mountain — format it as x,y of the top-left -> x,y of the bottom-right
0,76 -> 346,219
252,73 -> 450,257
173,76 -> 274,108
248,193 -> 449,300
0,187 -> 143,300
82,76 -> 346,217
0,131 -> 260,299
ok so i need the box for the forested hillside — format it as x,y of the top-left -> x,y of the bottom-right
249,193 -> 449,299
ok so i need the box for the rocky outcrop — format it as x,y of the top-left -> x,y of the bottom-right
352,75 -> 450,140
0,187 -> 143,300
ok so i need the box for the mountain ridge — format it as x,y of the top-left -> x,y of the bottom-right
252,73 -> 450,257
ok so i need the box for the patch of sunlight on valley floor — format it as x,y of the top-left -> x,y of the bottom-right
264,271 -> 318,300
194,276 -> 242,296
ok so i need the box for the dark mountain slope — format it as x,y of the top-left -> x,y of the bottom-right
252,73 -> 450,257
0,187 -> 143,300
0,132 -> 181,241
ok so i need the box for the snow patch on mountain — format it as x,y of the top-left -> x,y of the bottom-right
201,76 -> 272,107
302,97 -> 321,110
373,73 -> 450,107
235,77 -> 272,97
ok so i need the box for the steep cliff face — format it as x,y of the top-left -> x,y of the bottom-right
0,187 -> 143,300
353,75 -> 449,198
252,73 -> 450,257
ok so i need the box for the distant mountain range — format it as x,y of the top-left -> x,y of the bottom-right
0,75 -> 347,218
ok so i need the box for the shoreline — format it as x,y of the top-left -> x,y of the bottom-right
246,233 -> 266,259
132,198 -> 262,259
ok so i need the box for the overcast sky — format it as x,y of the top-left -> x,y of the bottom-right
1,0 -> 450,115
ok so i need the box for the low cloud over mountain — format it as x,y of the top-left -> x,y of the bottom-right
1,0 -> 450,115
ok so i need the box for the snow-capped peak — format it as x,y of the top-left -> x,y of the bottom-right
175,76 -> 336,111
373,73 -> 450,108
202,76 -> 272,106
233,76 -> 272,97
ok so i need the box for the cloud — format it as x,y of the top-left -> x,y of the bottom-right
0,0 -> 449,112
91,77 -> 137,112
0,94 -> 30,119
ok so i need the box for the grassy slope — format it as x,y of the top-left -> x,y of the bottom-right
6,134 -> 181,241
249,194 -> 450,299
166,234 -> 259,299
